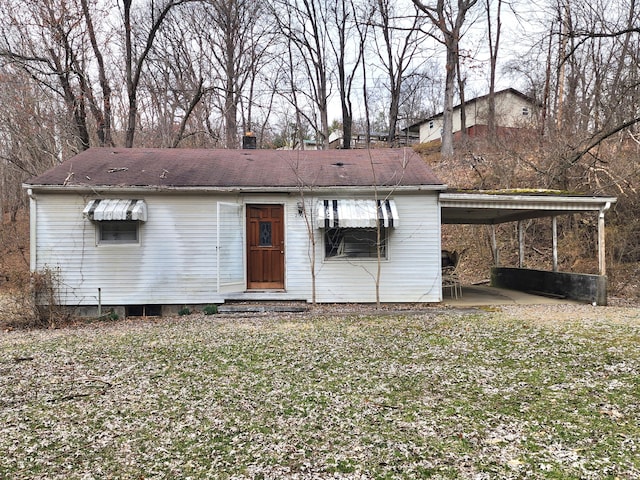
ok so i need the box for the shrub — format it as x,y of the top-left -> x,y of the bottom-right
31,267 -> 74,328
178,307 -> 191,316
203,304 -> 218,315
0,289 -> 39,330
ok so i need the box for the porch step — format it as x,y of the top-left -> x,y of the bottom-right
217,302 -> 309,314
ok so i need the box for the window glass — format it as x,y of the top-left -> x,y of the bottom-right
259,221 -> 272,246
99,221 -> 139,244
325,228 -> 387,259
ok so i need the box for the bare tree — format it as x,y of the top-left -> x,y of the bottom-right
372,0 -> 426,146
239,18 -> 279,141
121,0 -> 191,148
412,0 -> 480,156
271,0 -> 332,149
0,66 -> 64,219
327,0 -> 366,149
398,64 -> 440,129
139,6 -> 217,148
0,0 -> 198,150
289,156 -> 319,303
484,0 -> 503,138
0,0 -> 94,151
544,0 -> 640,181
79,0 -> 113,146
141,26 -> 204,146
355,0 -> 374,146
185,0 -> 274,149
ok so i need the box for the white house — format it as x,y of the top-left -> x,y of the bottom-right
407,88 -> 539,144
24,148 -> 447,314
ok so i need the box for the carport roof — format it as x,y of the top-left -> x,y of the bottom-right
440,190 -> 617,224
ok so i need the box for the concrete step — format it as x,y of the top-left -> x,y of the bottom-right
217,302 -> 309,314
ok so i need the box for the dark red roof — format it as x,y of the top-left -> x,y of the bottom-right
26,148 -> 443,189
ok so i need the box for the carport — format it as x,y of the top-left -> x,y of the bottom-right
439,191 -> 617,305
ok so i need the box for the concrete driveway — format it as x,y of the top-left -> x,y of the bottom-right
443,285 -> 581,306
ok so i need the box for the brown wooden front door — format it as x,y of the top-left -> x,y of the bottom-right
246,204 -> 285,289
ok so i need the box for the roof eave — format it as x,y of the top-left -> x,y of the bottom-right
24,183 -> 448,195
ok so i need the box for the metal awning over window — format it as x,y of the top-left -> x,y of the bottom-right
83,199 -> 147,221
316,199 -> 399,228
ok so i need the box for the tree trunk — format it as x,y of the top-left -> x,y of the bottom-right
342,99 -> 353,149
123,0 -> 183,148
441,41 -> 457,157
457,67 -> 467,140
123,0 -> 135,148
80,0 -> 113,147
412,0 -> 479,157
225,65 -> 237,149
486,0 -> 502,139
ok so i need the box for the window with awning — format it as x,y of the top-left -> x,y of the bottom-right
83,199 -> 147,222
83,199 -> 146,245
316,199 -> 399,229
316,199 -> 398,260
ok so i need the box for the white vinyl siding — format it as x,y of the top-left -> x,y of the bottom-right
312,194 -> 441,303
34,194 -> 218,306
33,191 -> 442,306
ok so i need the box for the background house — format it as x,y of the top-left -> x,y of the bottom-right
405,88 -> 539,144
24,148 -> 446,315
328,131 -> 419,149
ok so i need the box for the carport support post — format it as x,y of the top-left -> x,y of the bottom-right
491,225 -> 499,266
598,202 -> 611,276
518,221 -> 524,268
552,216 -> 558,272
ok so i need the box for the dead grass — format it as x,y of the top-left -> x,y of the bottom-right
1,307 -> 639,479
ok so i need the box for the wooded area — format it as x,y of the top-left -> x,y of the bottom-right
0,0 -> 639,300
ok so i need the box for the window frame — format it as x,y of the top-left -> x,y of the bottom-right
323,227 -> 389,260
97,220 -> 141,245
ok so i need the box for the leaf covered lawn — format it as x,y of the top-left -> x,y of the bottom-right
1,306 -> 639,479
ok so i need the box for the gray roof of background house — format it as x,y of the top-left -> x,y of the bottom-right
26,148 -> 444,190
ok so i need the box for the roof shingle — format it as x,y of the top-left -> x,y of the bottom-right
26,148 -> 443,189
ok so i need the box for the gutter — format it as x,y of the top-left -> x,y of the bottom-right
23,183 -> 448,195
440,191 -> 618,208
27,188 -> 36,272
599,201 -> 612,217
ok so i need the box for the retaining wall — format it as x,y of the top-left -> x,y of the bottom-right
491,267 -> 608,306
